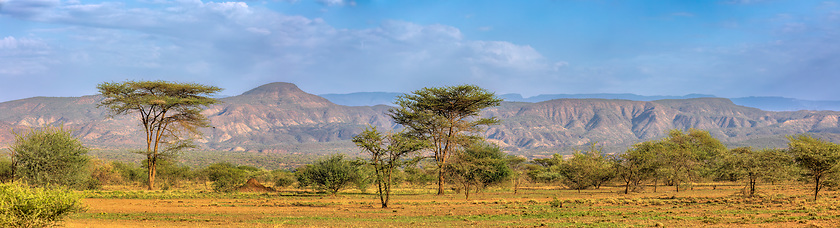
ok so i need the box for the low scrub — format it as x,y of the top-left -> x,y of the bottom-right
0,182 -> 85,227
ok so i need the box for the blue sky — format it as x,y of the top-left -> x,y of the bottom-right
1,0 -> 838,102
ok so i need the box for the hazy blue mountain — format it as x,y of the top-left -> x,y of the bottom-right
730,97 -> 840,112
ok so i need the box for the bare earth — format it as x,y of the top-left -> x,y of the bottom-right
65,183 -> 840,227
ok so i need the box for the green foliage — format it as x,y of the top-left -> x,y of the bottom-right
656,129 -> 726,192
154,160 -> 194,190
506,155 -> 527,193
389,84 -> 502,195
97,80 -> 222,190
271,170 -> 296,188
0,183 -> 85,227
0,157 -> 13,183
719,147 -> 793,196
614,141 -> 662,194
204,163 -> 249,193
444,142 -> 512,199
111,161 -> 146,184
788,134 -> 840,201
87,160 -> 123,187
403,165 -> 436,186
353,126 -> 427,207
11,126 -> 90,189
294,155 -> 361,195
557,144 -> 614,192
527,154 -> 564,183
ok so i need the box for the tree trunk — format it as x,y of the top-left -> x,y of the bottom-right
653,178 -> 658,193
437,167 -> 445,195
464,182 -> 470,200
383,168 -> 392,208
148,160 -> 156,190
624,180 -> 631,194
814,175 -> 821,201
513,176 -> 520,194
675,178 -> 680,193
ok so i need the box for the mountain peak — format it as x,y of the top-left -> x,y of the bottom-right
240,82 -> 304,97
226,82 -> 334,107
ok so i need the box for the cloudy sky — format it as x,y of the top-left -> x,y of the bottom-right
0,0 -> 838,102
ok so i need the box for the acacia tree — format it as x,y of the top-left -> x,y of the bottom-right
389,85 -> 502,195
614,141 -> 661,194
97,80 -> 221,190
557,144 -> 613,193
506,155 -> 527,194
444,142 -> 511,199
352,126 -> 427,208
660,129 -> 726,192
722,147 -> 792,196
788,134 -> 840,201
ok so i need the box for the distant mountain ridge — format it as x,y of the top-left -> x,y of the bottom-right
321,92 -> 840,112
2,82 -> 840,158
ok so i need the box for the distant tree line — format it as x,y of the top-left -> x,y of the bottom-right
527,129 -> 840,201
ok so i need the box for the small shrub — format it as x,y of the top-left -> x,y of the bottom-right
549,197 -> 563,208
205,163 -> 248,193
0,157 -> 13,183
295,155 -> 361,195
272,170 -> 295,188
111,161 -> 145,184
0,183 -> 85,227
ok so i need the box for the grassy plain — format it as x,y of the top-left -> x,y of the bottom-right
62,182 -> 840,227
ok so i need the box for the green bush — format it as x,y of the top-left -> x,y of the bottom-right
404,164 -> 436,186
295,155 -> 361,194
0,183 -> 85,227
271,170 -> 296,188
205,163 -> 248,193
111,161 -> 146,185
0,157 -> 13,183
11,126 -> 90,189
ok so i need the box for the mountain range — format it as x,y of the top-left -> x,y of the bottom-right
2,82 -> 840,158
321,92 -> 840,112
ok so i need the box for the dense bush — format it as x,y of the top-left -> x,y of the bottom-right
204,163 -> 248,193
154,160 -> 194,190
271,170 -> 296,188
0,183 -> 85,227
111,161 -> 146,185
0,157 -> 13,183
295,155 -> 361,194
404,163 -> 437,186
11,126 -> 91,189
86,159 -> 124,190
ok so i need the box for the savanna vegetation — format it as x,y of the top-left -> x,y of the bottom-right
3,83 -> 840,227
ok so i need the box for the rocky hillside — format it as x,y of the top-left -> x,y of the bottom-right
1,82 -> 839,156
483,98 -> 840,152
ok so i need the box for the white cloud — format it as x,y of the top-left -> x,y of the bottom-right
0,0 -> 563,99
0,0 -> 60,18
316,0 -> 354,7
466,41 -> 546,70
0,36 -> 48,50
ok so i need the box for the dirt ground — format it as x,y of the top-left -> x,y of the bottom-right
64,183 -> 840,227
